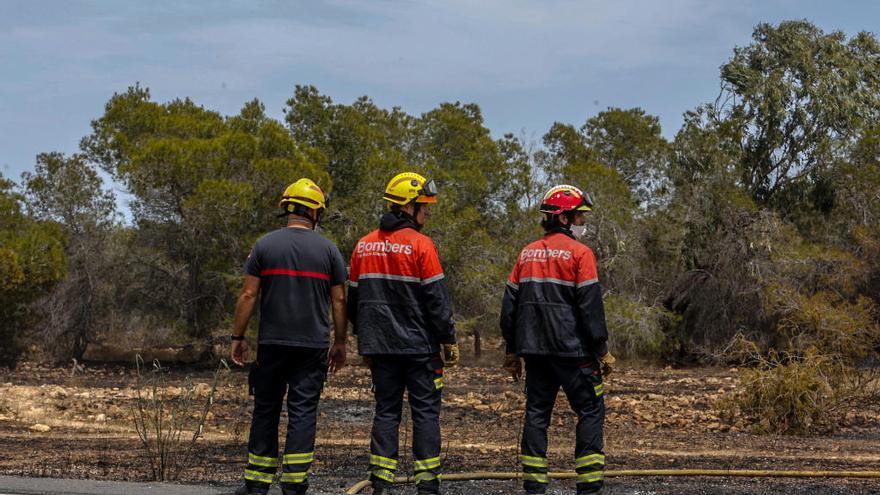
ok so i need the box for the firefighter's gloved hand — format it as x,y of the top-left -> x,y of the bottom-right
442,343 -> 460,367
503,353 -> 522,381
599,352 -> 616,377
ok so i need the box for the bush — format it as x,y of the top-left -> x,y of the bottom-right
764,286 -> 880,360
720,345 -> 880,434
0,176 -> 66,367
718,270 -> 880,435
130,356 -> 229,480
605,295 -> 669,360
719,349 -> 839,434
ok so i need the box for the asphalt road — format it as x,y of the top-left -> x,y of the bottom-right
1,475 -> 878,495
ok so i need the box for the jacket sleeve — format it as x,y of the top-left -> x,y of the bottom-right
419,239 -> 456,344
500,261 -> 520,354
347,250 -> 360,335
575,248 -> 609,357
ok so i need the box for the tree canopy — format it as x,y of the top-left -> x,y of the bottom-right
3,20 -> 880,387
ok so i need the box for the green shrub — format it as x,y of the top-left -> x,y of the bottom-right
605,295 -> 668,360
0,176 -> 67,367
719,349 -> 840,434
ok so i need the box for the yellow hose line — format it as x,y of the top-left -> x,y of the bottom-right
344,469 -> 880,494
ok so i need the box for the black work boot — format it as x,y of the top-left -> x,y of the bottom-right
576,484 -> 604,494
416,479 -> 440,494
371,479 -> 390,494
234,484 -> 269,495
523,482 -> 546,494
281,483 -> 308,495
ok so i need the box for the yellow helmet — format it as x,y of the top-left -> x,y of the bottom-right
279,178 -> 327,213
383,172 -> 437,205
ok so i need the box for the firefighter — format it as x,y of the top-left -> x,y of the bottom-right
230,178 -> 349,495
348,172 -> 459,495
500,184 -> 616,495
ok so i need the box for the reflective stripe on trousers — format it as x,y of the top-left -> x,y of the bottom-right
520,356 -> 606,494
245,346 -> 327,491
368,355 -> 444,493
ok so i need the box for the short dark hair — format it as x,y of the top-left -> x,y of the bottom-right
290,203 -> 314,218
540,212 -> 576,232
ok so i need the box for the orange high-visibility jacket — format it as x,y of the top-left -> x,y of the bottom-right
501,230 -> 608,358
348,212 -> 456,355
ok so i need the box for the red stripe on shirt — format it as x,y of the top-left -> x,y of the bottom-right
260,269 -> 330,281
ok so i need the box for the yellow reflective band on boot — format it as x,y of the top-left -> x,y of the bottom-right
248,453 -> 278,468
577,471 -> 604,483
280,471 -> 308,483
520,455 -> 548,468
283,452 -> 315,465
413,456 -> 441,471
575,453 -> 605,469
414,471 -> 441,483
372,468 -> 395,482
369,454 -> 398,470
594,383 -> 604,397
244,469 -> 274,484
522,472 -> 549,483
434,376 -> 444,390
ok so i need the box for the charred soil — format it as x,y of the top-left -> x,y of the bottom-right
0,353 -> 878,494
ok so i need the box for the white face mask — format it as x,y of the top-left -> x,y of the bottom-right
571,224 -> 587,239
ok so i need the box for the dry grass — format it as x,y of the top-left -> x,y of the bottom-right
130,355 -> 229,480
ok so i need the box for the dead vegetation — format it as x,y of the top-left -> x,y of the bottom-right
130,356 -> 229,481
1,353 -> 879,488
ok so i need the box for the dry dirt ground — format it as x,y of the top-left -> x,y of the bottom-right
0,349 -> 879,494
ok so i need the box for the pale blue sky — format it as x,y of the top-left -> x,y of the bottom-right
2,0 -> 879,184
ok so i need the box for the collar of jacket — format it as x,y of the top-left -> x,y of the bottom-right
545,226 -> 575,240
379,211 -> 421,232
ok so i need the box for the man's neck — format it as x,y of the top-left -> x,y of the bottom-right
287,215 -> 313,230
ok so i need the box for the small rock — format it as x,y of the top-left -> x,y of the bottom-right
194,383 -> 212,397
49,387 -> 69,399
95,414 -> 106,422
29,424 -> 51,432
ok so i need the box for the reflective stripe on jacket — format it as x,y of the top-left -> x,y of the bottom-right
501,230 -> 608,357
349,212 -> 456,355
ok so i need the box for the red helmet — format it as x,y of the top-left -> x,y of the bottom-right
539,184 -> 593,215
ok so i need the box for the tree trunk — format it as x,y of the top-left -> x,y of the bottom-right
473,326 -> 482,358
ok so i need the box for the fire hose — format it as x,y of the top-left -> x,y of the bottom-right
344,469 -> 880,494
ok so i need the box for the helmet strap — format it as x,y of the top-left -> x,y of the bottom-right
283,204 -> 321,230
412,203 -> 425,231
540,213 -> 573,234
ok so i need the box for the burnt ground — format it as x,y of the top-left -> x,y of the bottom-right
0,347 -> 878,494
